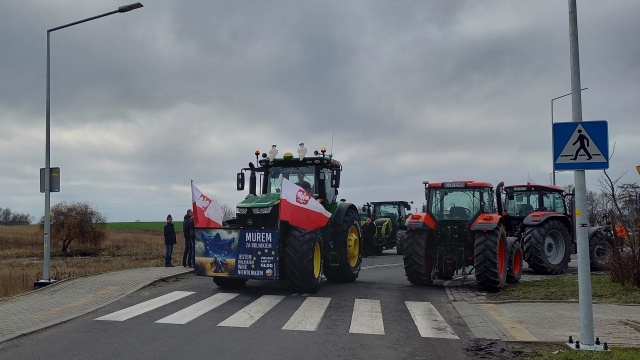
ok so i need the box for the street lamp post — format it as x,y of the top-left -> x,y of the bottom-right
38,3 -> 143,288
550,87 -> 587,185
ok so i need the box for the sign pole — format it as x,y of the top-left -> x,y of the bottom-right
569,0 -> 595,347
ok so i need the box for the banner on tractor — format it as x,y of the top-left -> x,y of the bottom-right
194,228 -> 279,280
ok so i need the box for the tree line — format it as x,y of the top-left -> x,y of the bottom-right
0,207 -> 33,226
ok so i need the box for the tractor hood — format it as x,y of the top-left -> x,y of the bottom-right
237,193 -> 281,208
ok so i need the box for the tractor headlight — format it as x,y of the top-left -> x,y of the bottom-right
252,207 -> 273,214
237,208 -> 248,214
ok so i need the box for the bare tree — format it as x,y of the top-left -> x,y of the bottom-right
41,202 -> 107,253
597,144 -> 640,286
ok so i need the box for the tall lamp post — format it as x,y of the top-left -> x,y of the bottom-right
38,3 -> 143,288
550,87 -> 587,185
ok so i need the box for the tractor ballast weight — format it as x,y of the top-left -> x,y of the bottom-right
496,182 -> 613,274
194,145 -> 362,294
369,201 -> 412,255
402,181 -> 518,292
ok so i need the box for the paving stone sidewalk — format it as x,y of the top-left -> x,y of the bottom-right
0,267 -> 191,344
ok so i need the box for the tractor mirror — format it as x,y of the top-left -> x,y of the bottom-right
237,172 -> 245,191
331,168 -> 341,188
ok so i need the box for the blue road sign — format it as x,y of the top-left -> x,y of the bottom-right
553,120 -> 609,171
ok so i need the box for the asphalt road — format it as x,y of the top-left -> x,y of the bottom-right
0,250 -> 489,360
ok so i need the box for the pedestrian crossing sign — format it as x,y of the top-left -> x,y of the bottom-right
553,120 -> 608,170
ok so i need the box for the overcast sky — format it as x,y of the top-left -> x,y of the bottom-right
1,1 -> 638,223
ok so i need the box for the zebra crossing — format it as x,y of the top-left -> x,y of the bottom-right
95,291 -> 459,339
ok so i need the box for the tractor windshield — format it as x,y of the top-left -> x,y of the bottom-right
264,166 -> 315,194
374,204 -> 400,223
505,189 -> 566,215
428,187 -> 493,220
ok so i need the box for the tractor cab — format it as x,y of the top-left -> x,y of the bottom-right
496,183 -> 569,240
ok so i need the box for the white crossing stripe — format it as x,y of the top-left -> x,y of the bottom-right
282,297 -> 331,331
349,299 -> 384,335
217,295 -> 285,328
95,291 -> 195,321
155,293 -> 239,324
405,301 -> 459,339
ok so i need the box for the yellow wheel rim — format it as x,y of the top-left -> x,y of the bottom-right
313,242 -> 321,278
347,224 -> 360,267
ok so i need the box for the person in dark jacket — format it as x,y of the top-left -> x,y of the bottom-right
182,209 -> 195,267
361,217 -> 376,257
164,215 -> 177,267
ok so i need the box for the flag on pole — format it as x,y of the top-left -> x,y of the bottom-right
279,178 -> 331,230
191,182 -> 224,228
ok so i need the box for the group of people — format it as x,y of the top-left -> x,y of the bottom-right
163,209 -> 196,268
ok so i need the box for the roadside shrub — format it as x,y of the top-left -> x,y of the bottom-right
40,202 -> 107,253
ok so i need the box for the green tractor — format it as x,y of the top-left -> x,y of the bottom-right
195,145 -> 362,294
403,181 -> 518,292
369,201 -> 412,255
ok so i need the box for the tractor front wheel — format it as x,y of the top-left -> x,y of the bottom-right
522,220 -> 571,274
506,237 -> 522,283
402,230 -> 435,285
474,226 -> 507,292
396,230 -> 406,255
324,209 -> 362,283
285,227 -> 323,293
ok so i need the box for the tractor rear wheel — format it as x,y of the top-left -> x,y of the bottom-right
286,227 -> 323,293
213,277 -> 247,289
324,209 -> 362,283
589,229 -> 612,271
523,220 -> 571,274
396,230 -> 406,255
402,230 -> 435,285
474,226 -> 507,292
506,237 -> 522,283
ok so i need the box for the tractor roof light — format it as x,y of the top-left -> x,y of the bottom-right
283,152 -> 294,160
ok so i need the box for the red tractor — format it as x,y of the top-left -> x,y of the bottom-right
402,181 -> 522,292
496,182 -> 613,273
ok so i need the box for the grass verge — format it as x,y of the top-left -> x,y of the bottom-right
488,274 -> 640,304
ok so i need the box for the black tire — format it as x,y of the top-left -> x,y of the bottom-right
396,230 -> 406,255
324,209 -> 362,283
402,230 -> 435,285
285,227 -> 323,293
589,229 -> 612,271
474,225 -> 508,292
522,220 -> 571,274
213,277 -> 247,289
506,238 -> 522,283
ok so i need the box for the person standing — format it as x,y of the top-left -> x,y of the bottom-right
164,214 -> 176,267
362,217 -> 376,257
182,209 -> 195,267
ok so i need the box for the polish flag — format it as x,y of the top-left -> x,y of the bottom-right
191,182 -> 224,228
280,178 -> 331,230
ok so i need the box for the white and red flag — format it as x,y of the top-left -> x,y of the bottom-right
279,178 -> 331,230
191,182 -> 224,228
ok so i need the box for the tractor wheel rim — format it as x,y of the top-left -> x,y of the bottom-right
513,249 -> 522,275
544,230 -> 565,265
313,242 -> 321,278
347,225 -> 360,267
